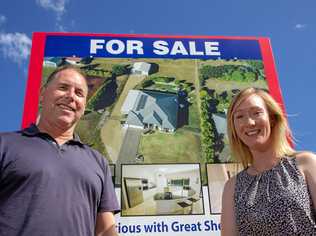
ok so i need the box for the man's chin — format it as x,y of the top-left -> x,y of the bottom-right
56,117 -> 77,129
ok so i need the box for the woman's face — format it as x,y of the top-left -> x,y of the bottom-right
233,94 -> 273,152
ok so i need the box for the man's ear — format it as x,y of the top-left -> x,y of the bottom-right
39,86 -> 45,103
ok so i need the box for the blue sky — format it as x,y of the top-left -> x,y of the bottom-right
0,0 -> 315,151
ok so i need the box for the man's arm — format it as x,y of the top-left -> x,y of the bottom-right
95,212 -> 118,236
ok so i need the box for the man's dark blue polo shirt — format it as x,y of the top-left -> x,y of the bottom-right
0,125 -> 120,236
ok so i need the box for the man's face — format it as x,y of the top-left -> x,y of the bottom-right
40,69 -> 88,130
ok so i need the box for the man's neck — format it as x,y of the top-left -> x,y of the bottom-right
37,120 -> 75,145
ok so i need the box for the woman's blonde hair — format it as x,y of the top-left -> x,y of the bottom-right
227,87 -> 295,168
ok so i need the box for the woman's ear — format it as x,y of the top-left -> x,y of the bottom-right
270,114 -> 276,128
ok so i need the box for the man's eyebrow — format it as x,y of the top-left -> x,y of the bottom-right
57,82 -> 69,86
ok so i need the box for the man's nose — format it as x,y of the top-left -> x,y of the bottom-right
65,88 -> 75,100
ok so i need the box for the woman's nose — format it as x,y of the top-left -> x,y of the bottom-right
245,116 -> 256,126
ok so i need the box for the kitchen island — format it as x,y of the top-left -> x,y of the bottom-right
153,188 -> 199,214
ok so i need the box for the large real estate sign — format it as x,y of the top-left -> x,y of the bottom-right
24,32 -> 284,235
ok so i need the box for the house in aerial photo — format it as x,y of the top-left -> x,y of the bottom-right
43,57 -> 62,68
121,164 -> 204,216
212,113 -> 227,136
131,62 -> 151,75
121,90 -> 179,132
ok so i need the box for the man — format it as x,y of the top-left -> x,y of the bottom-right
0,65 -> 120,236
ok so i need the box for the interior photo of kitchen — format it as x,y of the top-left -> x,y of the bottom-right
207,163 -> 242,214
121,164 -> 204,216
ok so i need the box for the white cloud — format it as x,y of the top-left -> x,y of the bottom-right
56,18 -> 67,32
294,24 -> 307,30
0,32 -> 32,64
36,0 -> 69,31
36,0 -> 67,15
0,15 -> 6,26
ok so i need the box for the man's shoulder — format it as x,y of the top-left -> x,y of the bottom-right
0,124 -> 40,142
0,130 -> 24,142
79,144 -> 110,166
80,143 -> 102,156
0,130 -> 27,159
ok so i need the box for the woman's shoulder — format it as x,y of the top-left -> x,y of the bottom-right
292,151 -> 316,174
294,151 -> 316,163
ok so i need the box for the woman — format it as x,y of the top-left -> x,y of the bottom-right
221,87 -> 316,235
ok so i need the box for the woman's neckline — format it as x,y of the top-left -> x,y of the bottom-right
245,157 -> 285,177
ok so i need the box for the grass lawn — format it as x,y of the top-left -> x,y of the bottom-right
154,83 -> 178,92
205,78 -> 268,93
75,112 -> 109,160
186,94 -> 200,130
199,59 -> 250,67
138,129 -> 201,163
42,66 -> 56,85
150,59 -> 196,84
85,58 -> 198,88
92,58 -> 133,71
100,119 -> 123,163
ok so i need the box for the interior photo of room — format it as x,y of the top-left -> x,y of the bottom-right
121,164 -> 204,216
207,163 -> 243,214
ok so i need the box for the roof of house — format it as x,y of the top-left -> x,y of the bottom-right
126,110 -> 144,127
132,62 -> 151,73
65,57 -> 81,62
121,90 -> 141,114
212,113 -> 227,135
122,90 -> 178,130
44,57 -> 62,65
43,60 -> 57,67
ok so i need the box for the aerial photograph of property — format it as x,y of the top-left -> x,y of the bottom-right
121,164 -> 203,216
41,56 -> 268,185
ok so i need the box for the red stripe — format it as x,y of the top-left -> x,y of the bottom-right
258,38 -> 285,110
21,32 -> 46,128
258,38 -> 294,147
36,31 -> 261,40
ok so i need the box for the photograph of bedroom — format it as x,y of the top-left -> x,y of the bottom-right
121,164 -> 204,216
207,163 -> 243,214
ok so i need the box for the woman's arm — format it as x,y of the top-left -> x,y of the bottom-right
296,152 -> 316,209
221,176 -> 237,236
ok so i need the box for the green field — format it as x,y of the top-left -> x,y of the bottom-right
139,129 -> 201,163
75,112 -> 109,160
205,78 -> 268,93
186,94 -> 200,130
